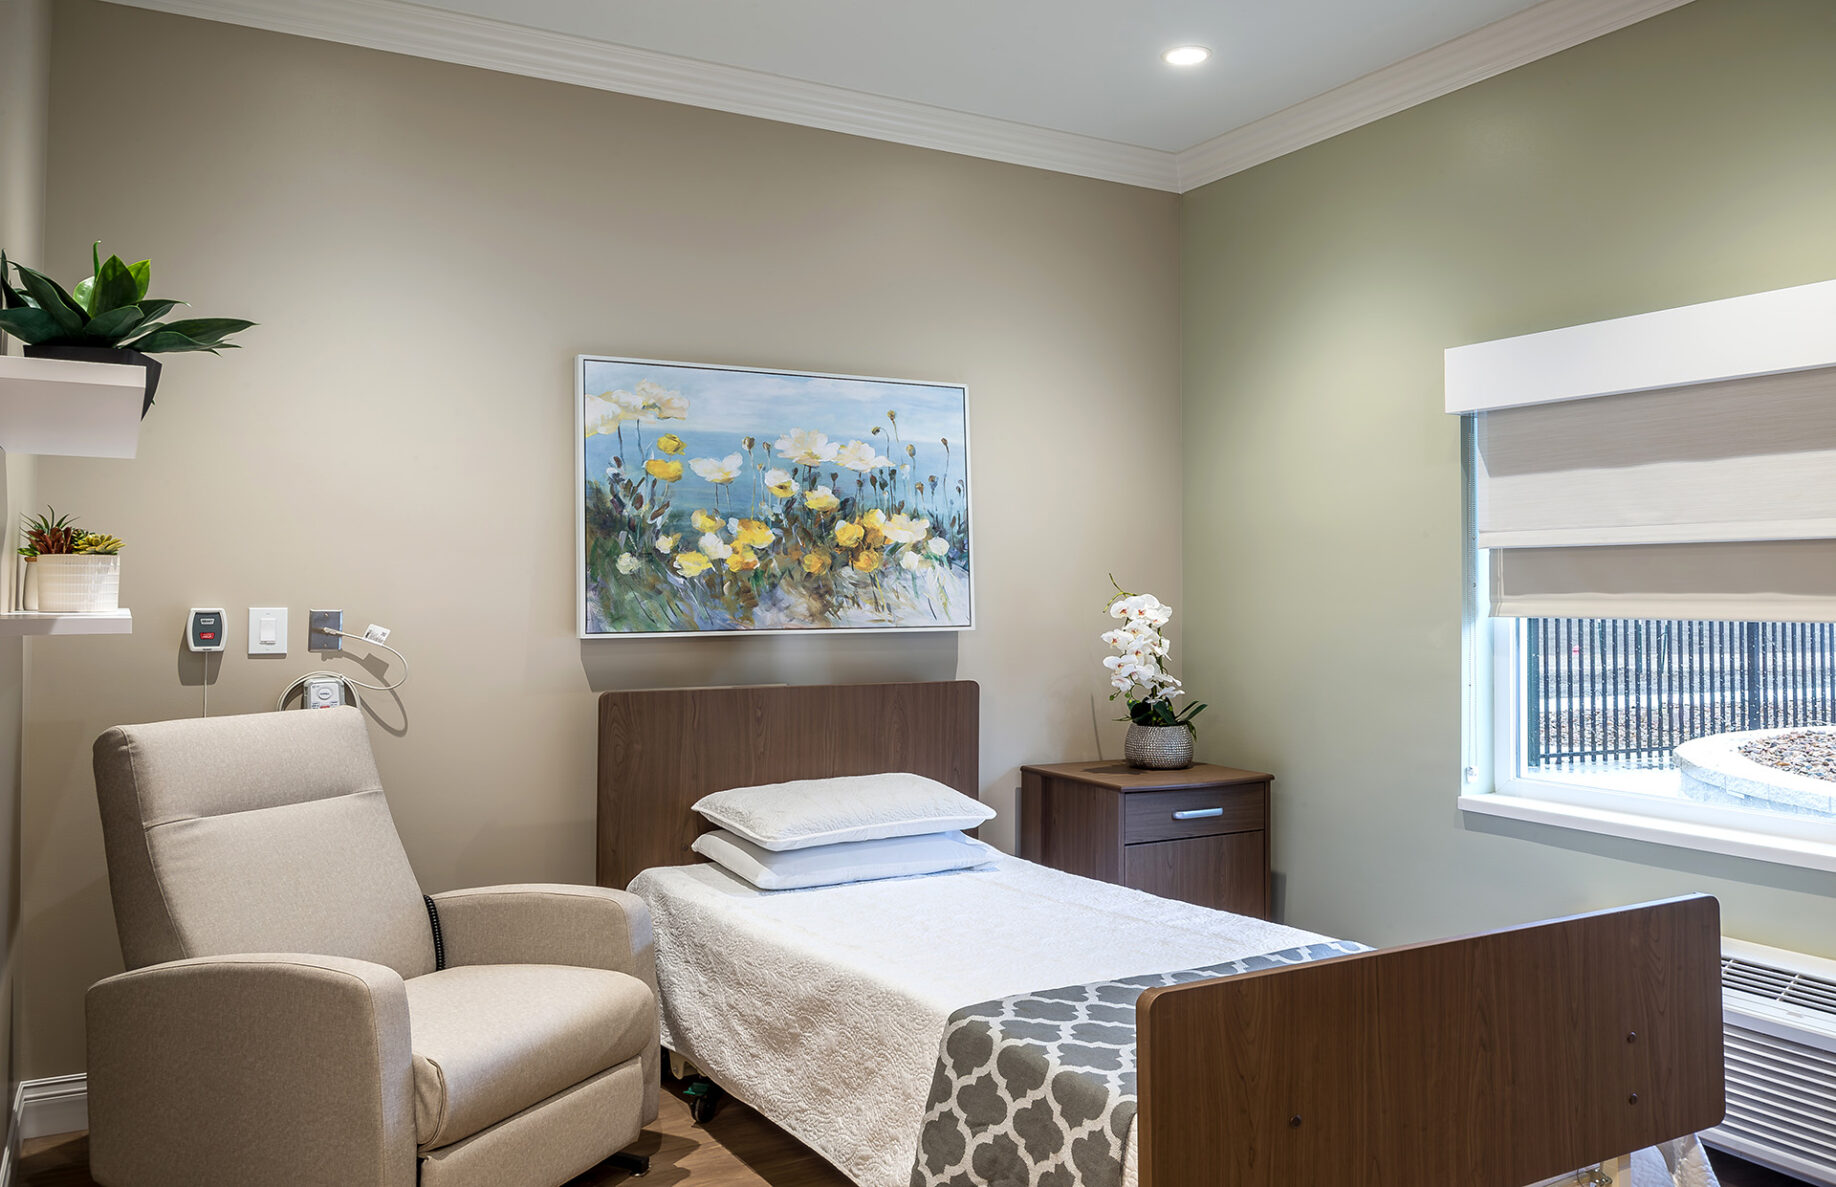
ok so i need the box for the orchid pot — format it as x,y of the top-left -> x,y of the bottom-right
1101,578 -> 1206,771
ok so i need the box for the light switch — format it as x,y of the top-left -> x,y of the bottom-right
248,606 -> 288,656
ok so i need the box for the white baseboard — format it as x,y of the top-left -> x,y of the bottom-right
1,1081 -> 22,1187
18,1074 -> 86,1142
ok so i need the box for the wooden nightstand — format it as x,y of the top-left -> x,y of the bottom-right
1017,761 -> 1271,919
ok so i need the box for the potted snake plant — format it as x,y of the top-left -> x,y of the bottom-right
0,244 -> 253,416
19,509 -> 124,613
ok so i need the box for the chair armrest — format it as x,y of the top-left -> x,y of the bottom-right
429,883 -> 656,984
430,884 -> 661,1123
86,953 -> 416,1187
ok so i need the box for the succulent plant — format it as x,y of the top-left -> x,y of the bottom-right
0,243 -> 253,354
19,509 -> 80,557
18,510 -> 123,556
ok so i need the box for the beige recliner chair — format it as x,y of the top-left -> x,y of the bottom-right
86,707 -> 659,1187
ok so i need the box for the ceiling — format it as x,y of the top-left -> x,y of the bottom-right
393,0 -> 1548,153
103,0 -> 1693,189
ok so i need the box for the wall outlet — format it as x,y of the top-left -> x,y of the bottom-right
308,609 -> 343,651
249,607 -> 287,656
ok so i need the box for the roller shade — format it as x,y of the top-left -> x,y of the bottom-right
1474,366 -> 1836,550
1454,280 -> 1836,622
1492,541 -> 1836,623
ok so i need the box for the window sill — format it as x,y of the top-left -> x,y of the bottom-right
1458,790 -> 1836,874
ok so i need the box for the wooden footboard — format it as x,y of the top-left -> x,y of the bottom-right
1135,895 -> 1724,1186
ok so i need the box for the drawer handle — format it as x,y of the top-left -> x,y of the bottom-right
1172,807 -> 1224,820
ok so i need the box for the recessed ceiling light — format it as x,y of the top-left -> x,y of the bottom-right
1162,45 -> 1212,67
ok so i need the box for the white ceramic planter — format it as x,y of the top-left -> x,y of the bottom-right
34,554 -> 121,613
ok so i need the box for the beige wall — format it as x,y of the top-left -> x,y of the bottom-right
1182,0 -> 1836,950
0,0 -> 53,1126
20,1 -> 1181,1077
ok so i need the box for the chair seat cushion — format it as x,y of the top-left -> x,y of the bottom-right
404,964 -> 654,1150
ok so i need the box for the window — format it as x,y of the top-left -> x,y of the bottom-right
1492,616 -> 1836,829
1448,279 -> 1836,867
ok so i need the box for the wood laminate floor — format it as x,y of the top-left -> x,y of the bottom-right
14,1084 -> 1811,1187
18,1076 -> 853,1187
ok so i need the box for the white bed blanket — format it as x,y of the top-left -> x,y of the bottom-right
630,854 -> 1719,1187
630,854 -> 1326,1187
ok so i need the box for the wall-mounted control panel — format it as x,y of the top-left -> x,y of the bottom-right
301,674 -> 347,709
187,608 -> 227,652
309,609 -> 343,652
248,606 -> 288,656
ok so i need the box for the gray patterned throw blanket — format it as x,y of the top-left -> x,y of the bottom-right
908,942 -> 1368,1187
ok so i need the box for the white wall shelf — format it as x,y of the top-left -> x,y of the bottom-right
0,354 -> 144,458
0,609 -> 132,636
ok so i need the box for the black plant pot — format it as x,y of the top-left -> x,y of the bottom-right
21,345 -> 161,418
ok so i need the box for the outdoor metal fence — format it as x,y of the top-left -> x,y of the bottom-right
1524,618 -> 1836,770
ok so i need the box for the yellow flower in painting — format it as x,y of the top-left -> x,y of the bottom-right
653,534 -> 679,554
834,520 -> 865,548
860,508 -> 887,531
851,549 -> 884,573
726,549 -> 760,572
645,458 -> 683,482
802,552 -> 832,574
691,509 -> 722,534
673,551 -> 712,577
803,486 -> 841,512
657,433 -> 686,455
733,519 -> 775,548
764,468 -> 796,498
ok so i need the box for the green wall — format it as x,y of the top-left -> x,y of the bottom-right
1181,0 -> 1836,951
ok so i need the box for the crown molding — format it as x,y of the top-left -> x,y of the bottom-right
1173,0 -> 1697,192
101,0 -> 1693,195
97,0 -> 1183,191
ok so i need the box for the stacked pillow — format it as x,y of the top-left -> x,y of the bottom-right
690,771 -> 997,890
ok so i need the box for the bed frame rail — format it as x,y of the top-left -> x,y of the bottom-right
1135,894 -> 1724,1186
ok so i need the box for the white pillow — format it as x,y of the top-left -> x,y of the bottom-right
692,772 -> 994,852
692,828 -> 996,890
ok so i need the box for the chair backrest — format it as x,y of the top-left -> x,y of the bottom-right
93,708 -> 434,979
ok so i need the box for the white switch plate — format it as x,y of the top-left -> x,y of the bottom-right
248,606 -> 287,656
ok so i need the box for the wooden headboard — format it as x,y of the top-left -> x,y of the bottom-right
595,680 -> 980,889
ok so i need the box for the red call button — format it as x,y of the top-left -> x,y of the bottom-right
200,632 -> 216,640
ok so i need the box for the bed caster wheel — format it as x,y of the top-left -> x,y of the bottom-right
608,1151 -> 650,1177
683,1077 -> 721,1125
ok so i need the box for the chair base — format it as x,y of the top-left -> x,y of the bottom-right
607,1151 -> 650,1177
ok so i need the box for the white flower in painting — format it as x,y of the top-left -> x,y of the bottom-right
653,534 -> 679,554
583,394 -> 623,437
689,454 -> 743,484
699,532 -> 733,560
900,550 -> 931,572
927,536 -> 950,558
834,440 -> 893,472
879,514 -> 930,545
774,429 -> 838,466
635,383 -> 686,420
763,468 -> 797,498
634,379 -> 688,420
615,553 -> 642,575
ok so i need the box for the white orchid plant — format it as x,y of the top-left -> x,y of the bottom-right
1102,578 -> 1207,733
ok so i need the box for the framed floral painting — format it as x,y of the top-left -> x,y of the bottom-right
576,356 -> 973,637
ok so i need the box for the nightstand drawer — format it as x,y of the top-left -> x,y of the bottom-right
1123,784 -> 1263,844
